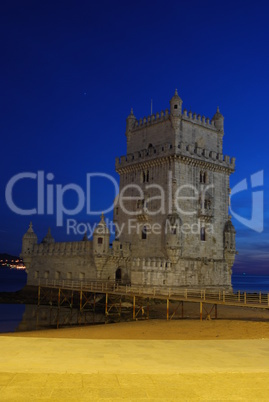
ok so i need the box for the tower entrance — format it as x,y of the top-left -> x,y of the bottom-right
115,268 -> 122,283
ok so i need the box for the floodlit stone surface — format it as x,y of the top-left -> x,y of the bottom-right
0,334 -> 269,401
21,90 -> 236,289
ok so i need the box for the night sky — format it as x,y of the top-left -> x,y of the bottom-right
1,0 -> 268,274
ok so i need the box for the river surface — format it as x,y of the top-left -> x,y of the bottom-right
1,269 -> 269,333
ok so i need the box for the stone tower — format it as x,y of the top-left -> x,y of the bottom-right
115,90 -> 236,288
21,89 -> 236,290
21,222 -> 38,256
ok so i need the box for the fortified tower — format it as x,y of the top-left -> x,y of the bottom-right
21,89 -> 236,290
115,90 -> 236,288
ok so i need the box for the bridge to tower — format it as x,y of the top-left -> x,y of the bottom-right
28,279 -> 269,330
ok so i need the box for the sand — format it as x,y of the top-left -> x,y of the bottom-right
2,303 -> 269,400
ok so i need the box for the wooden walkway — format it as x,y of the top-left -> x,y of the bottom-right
32,279 -> 269,325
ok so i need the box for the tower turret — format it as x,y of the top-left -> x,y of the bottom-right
169,89 -> 182,136
224,216 -> 236,270
21,222 -> 38,256
126,108 -> 136,133
41,227 -> 55,244
93,213 -> 110,255
169,89 -> 183,117
211,106 -> 224,131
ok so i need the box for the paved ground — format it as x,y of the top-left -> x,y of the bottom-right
1,336 -> 269,400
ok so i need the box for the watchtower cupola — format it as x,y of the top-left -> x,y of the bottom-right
21,222 -> 38,255
126,108 -> 136,133
93,213 -> 110,255
41,227 -> 55,244
169,89 -> 183,116
212,106 -> 224,131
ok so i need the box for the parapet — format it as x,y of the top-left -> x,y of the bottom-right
32,240 -> 93,256
127,108 -> 218,132
116,142 -> 235,171
181,109 -> 217,129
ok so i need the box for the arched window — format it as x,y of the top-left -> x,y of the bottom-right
142,226 -> 147,240
200,227 -> 206,241
98,237 -> 103,244
143,172 -> 146,183
200,171 -> 206,184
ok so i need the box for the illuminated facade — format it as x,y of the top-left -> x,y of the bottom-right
21,90 -> 236,289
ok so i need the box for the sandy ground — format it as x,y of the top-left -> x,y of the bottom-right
2,304 -> 269,400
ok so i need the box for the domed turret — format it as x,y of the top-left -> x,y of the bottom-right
224,216 -> 236,269
169,89 -> 183,117
211,106 -> 224,131
21,222 -> 38,255
82,231 -> 88,241
41,228 -> 55,244
224,218 -> 236,234
93,213 -> 110,255
126,108 -> 136,133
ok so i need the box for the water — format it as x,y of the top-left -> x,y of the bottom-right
1,270 -> 269,333
232,274 -> 269,293
0,268 -> 27,332
0,268 -> 27,292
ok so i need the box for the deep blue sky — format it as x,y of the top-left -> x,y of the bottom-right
0,0 -> 268,274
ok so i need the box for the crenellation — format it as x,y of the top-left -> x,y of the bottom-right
203,149 -> 209,158
116,141 -> 235,171
210,151 -> 217,160
31,240 -> 93,257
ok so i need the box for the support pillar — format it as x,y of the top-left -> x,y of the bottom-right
57,288 -> 61,329
105,293 -> 108,316
133,295 -> 136,320
167,299 -> 169,320
200,302 -> 203,321
38,286 -> 41,307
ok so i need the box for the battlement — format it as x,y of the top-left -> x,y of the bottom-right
116,143 -> 235,170
128,108 -> 217,132
32,240 -> 93,256
181,109 -> 217,129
